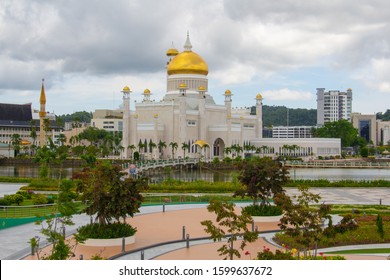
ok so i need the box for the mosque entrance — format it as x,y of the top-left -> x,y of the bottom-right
213,138 -> 225,159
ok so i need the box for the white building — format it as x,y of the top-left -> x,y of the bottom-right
121,34 -> 263,160
272,126 -> 313,138
317,88 -> 352,126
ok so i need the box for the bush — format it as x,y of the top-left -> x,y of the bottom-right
256,247 -> 295,260
32,194 -> 49,205
0,198 -> 10,206
77,223 -> 137,239
333,214 -> 358,234
242,204 -> 282,216
16,190 -> 32,199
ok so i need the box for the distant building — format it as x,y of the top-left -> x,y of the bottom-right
351,113 -> 376,144
377,120 -> 390,146
272,126 -> 314,138
91,109 -> 123,133
0,82 -> 62,153
317,88 -> 352,126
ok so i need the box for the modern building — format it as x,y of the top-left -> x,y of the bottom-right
272,126 -> 314,138
316,88 -> 352,126
91,109 -> 123,133
351,113 -> 376,144
377,120 -> 390,146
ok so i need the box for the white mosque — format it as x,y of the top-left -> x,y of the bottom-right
119,33 -> 341,160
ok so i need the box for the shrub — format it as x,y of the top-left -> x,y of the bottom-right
32,194 -> 49,205
256,247 -> 294,260
242,204 -> 282,216
376,214 -> 384,239
334,214 -> 358,234
77,223 -> 137,239
0,198 -> 10,206
16,190 -> 32,199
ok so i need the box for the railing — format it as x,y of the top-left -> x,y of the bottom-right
0,204 -> 58,218
286,161 -> 390,168
122,158 -> 199,172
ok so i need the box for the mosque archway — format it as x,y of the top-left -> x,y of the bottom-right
213,138 -> 225,158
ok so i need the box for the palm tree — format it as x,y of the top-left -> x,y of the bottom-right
169,142 -> 178,159
127,144 -> 136,160
148,140 -> 157,159
224,146 -> 232,158
58,134 -> 67,146
158,140 -> 167,159
181,142 -> 190,159
11,134 -> 22,157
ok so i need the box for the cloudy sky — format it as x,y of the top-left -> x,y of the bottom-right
1,0 -> 390,115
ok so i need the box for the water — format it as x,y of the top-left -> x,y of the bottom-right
149,167 -> 390,182
1,165 -> 390,182
0,165 -> 79,179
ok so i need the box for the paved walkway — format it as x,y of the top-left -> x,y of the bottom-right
1,187 -> 390,260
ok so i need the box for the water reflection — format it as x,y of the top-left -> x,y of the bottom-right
0,165 -> 78,179
1,165 -> 390,182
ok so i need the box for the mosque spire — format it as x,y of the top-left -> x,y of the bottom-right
184,31 -> 192,51
40,78 -> 46,105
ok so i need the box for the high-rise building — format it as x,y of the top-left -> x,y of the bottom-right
316,88 -> 352,126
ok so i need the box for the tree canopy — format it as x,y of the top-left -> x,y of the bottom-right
235,157 -> 289,205
74,161 -> 148,225
312,119 -> 366,147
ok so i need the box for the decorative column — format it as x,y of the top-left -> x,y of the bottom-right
153,113 -> 159,160
121,86 -> 131,158
198,86 -> 206,141
178,83 -> 187,158
224,90 -> 232,147
255,93 -> 263,138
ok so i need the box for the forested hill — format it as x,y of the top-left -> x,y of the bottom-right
57,111 -> 93,123
253,105 -> 317,127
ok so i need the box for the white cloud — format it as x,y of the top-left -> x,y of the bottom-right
262,88 -> 313,101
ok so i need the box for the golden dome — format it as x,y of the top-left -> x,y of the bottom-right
225,89 -> 232,95
167,51 -> 208,75
198,86 -> 206,91
144,88 -> 151,94
194,140 -> 209,148
179,83 -> 187,89
166,48 -> 179,56
256,93 -> 263,99
123,86 -> 131,92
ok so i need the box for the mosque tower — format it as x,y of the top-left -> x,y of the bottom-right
39,79 -> 47,147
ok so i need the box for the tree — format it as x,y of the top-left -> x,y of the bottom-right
157,140 -> 167,159
11,133 -> 22,157
181,142 -> 189,158
274,185 -> 332,257
201,200 -> 258,260
57,134 -> 67,146
169,142 -> 178,159
235,157 -> 289,205
128,144 -> 136,159
74,161 -> 148,225
312,119 -> 366,147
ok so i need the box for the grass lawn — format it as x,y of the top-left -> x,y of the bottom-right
325,248 -> 390,254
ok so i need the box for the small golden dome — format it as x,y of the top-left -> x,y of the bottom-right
153,113 -> 158,118
198,86 -> 206,91
179,83 -> 187,89
167,51 -> 208,75
144,88 -> 151,94
166,48 -> 179,56
256,93 -> 263,99
225,89 -> 232,95
123,86 -> 131,92
347,88 -> 352,91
